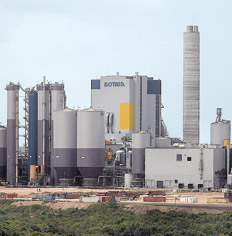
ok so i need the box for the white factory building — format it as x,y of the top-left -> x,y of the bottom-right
145,146 -> 226,189
91,73 -> 166,144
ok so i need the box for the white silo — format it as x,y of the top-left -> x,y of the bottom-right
132,131 -> 151,175
37,81 -> 50,171
37,79 -> 66,177
183,25 -> 200,145
211,108 -> 230,145
6,83 -> 20,185
50,83 -> 65,184
77,108 -> 105,186
52,109 -> 77,185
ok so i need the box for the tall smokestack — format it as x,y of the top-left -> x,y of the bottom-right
183,25 -> 200,145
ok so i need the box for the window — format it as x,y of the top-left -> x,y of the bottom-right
198,184 -> 203,189
187,157 -> 192,161
175,180 -> 178,184
157,181 -> 164,188
176,154 -> 182,161
188,184 -> 193,189
178,183 -> 184,189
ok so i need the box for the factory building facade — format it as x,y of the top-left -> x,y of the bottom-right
91,73 -> 162,143
2,25 -> 232,190
145,147 -> 226,189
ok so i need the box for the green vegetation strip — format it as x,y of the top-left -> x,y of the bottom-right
0,201 -> 231,235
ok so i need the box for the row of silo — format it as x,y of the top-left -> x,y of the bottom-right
52,108 -> 105,186
28,80 -> 66,181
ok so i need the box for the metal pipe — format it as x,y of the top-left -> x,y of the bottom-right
48,85 -> 52,172
109,113 -> 114,133
63,90 -> 67,109
97,176 -> 112,185
42,76 -> 46,167
200,147 -> 203,180
105,112 -> 110,133
227,145 -> 230,177
15,88 -> 19,185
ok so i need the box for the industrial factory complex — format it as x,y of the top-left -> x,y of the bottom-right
0,25 -> 231,191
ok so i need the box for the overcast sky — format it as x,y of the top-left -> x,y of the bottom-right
0,0 -> 232,143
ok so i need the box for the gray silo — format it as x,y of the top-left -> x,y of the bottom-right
50,83 -> 65,114
37,81 -> 50,172
77,108 -> 105,186
37,79 -> 66,178
6,83 -> 20,185
50,83 -> 65,184
52,109 -> 78,185
0,126 -> 7,179
183,25 -> 200,145
211,108 -> 230,145
132,131 -> 151,175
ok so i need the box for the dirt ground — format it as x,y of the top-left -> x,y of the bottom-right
2,187 -> 232,213
0,187 -> 112,198
124,204 -> 228,214
13,200 -> 93,210
137,191 -> 225,205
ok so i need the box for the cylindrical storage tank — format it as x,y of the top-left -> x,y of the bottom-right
77,109 -> 105,186
124,173 -> 134,188
37,83 -> 50,170
115,150 -> 126,166
6,83 -> 20,185
210,121 -> 231,145
52,109 -> 78,185
50,83 -> 65,114
28,91 -> 38,180
126,150 -> 132,169
50,83 -> 65,184
0,126 -> 7,179
132,132 -> 151,175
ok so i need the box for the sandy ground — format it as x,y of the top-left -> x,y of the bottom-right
13,200 -> 93,210
0,187 -> 117,198
2,187 -> 232,213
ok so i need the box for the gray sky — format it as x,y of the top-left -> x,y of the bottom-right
0,0 -> 232,143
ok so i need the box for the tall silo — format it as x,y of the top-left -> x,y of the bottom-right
52,109 -> 78,185
132,131 -> 151,175
0,126 -> 7,180
6,83 -> 20,185
50,83 -> 65,184
28,91 -> 38,180
183,25 -> 200,145
77,108 -> 105,186
211,108 -> 231,145
50,83 -> 65,114
37,81 -> 50,174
